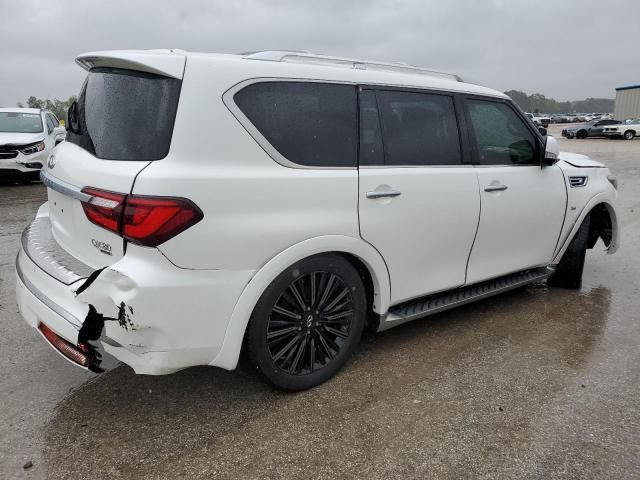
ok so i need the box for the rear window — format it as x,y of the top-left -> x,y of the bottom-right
67,68 -> 181,161
0,112 -> 43,133
234,82 -> 357,168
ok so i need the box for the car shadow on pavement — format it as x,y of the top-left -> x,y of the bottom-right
43,284 -> 610,479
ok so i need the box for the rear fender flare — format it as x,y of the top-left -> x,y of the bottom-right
210,235 -> 391,370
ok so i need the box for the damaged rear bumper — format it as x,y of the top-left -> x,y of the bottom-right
16,251 -> 104,371
16,214 -> 255,375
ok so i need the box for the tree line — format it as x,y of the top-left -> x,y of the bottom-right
16,96 -> 77,122
505,90 -> 614,114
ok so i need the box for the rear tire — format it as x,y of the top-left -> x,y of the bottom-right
247,254 -> 366,391
548,216 -> 590,289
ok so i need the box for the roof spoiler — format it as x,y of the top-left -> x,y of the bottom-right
75,50 -> 186,79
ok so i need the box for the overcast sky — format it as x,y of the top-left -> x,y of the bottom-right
1,0 -> 638,106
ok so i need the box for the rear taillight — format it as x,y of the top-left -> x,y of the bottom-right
81,188 -> 125,234
80,188 -> 203,247
122,196 -> 203,247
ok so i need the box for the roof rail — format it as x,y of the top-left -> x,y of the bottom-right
242,51 -> 463,82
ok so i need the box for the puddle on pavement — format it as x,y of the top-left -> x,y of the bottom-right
43,281 -> 624,479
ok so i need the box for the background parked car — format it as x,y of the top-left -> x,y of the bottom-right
525,113 -> 550,128
562,119 -> 621,139
603,119 -> 640,140
0,108 -> 65,184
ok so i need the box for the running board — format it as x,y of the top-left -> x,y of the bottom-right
379,267 -> 554,331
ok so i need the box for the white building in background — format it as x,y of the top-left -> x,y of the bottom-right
614,85 -> 640,120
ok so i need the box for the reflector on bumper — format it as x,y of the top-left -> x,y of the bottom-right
37,323 -> 102,371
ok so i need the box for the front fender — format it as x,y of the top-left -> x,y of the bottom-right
210,235 -> 391,370
552,192 -> 619,264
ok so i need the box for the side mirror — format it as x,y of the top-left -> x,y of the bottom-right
541,135 -> 560,167
538,126 -> 547,136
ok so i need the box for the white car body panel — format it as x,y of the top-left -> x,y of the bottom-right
14,50 -> 620,377
358,167 -> 480,303
559,151 -> 606,168
466,165 -> 567,284
211,234 -> 392,370
45,142 -> 151,267
553,158 -> 619,261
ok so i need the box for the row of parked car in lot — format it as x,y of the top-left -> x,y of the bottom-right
526,112 -> 616,126
562,118 -> 639,140
523,112 -> 638,140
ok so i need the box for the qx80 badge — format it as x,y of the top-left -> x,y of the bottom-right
91,238 -> 112,256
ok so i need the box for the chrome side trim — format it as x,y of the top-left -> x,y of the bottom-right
366,190 -> 402,199
568,175 -> 589,188
16,253 -> 83,330
484,184 -> 508,192
40,168 -> 92,202
21,217 -> 94,285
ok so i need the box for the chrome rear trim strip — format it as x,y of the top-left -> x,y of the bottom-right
16,253 -> 83,330
40,168 -> 92,202
21,217 -> 94,285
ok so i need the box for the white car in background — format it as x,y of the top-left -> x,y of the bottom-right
0,108 -> 66,184
525,112 -> 550,128
15,50 -> 620,391
602,119 -> 639,140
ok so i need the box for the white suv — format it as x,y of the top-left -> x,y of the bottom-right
16,50 -> 620,391
0,108 -> 66,183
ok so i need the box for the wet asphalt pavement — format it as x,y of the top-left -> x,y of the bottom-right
1,126 -> 638,479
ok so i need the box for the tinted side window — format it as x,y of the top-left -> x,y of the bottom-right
375,90 -> 461,166
466,99 -> 538,165
234,82 -> 357,168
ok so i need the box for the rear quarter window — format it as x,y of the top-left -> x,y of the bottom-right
233,82 -> 357,168
67,68 -> 181,161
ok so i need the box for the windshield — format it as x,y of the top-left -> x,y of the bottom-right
0,112 -> 43,133
67,68 -> 182,161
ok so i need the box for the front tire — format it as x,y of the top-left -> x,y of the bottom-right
624,130 -> 635,140
548,216 -> 590,289
247,254 -> 366,391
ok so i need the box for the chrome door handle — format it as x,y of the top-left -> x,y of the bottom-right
366,190 -> 402,199
484,184 -> 508,192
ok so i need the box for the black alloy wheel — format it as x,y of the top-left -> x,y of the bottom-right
247,254 -> 365,391
267,270 -> 353,374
